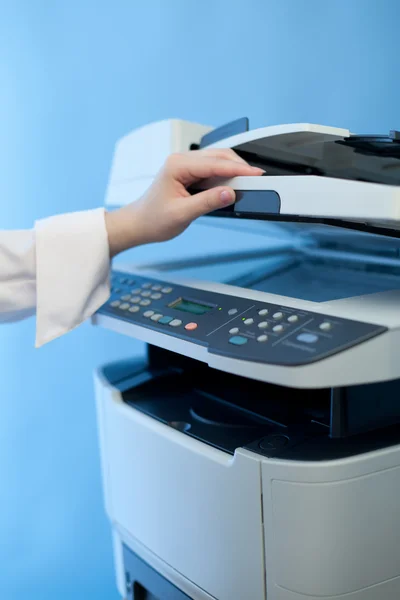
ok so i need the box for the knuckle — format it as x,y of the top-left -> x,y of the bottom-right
204,192 -> 217,213
164,153 -> 183,171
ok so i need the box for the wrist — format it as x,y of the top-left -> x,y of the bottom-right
105,207 -> 142,257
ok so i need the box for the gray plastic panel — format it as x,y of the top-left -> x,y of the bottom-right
98,271 -> 386,367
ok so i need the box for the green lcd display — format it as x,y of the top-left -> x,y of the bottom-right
170,297 -> 214,316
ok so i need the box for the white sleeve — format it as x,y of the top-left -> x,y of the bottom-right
0,208 -> 111,347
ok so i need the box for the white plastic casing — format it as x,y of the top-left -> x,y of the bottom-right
95,369 -> 400,600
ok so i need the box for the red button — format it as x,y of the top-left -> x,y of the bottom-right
185,322 -> 198,331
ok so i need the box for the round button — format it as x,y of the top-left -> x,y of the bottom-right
128,306 -> 140,313
110,300 -> 121,308
257,334 -> 268,343
320,322 -> 332,331
273,324 -> 284,333
132,288 -> 141,295
142,283 -> 152,289
229,327 -> 240,335
258,308 -> 269,316
152,285 -> 162,291
244,318 -> 254,326
161,286 -> 173,293
151,313 -> 163,321
228,308 -> 238,316
169,319 -> 182,327
119,303 -> 130,310
297,332 -> 319,343
143,310 -> 155,318
131,296 -> 141,304
121,294 -> 131,301
151,293 -> 162,300
141,291 -> 151,297
185,322 -> 198,331
273,312 -> 283,320
229,336 -> 248,346
159,316 -> 173,324
258,321 -> 268,329
140,299 -> 151,306
259,434 -> 289,451
288,315 -> 299,323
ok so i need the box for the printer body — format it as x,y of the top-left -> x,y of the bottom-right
93,118 -> 400,599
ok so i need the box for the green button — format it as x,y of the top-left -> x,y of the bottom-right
159,316 -> 173,325
229,336 -> 248,346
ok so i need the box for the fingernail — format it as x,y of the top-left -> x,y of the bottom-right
220,190 -> 235,206
251,166 -> 266,173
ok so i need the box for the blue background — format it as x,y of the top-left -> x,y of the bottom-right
0,1 -> 399,598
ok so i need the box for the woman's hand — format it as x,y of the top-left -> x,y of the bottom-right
105,148 -> 264,257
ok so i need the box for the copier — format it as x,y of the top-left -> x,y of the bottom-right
92,118 -> 400,600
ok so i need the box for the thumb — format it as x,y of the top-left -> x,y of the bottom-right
182,186 -> 236,221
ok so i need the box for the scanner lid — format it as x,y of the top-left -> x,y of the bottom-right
196,118 -> 400,238
200,117 -> 400,187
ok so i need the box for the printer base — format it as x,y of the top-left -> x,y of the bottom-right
96,348 -> 400,600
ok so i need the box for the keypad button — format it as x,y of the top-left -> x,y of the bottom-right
151,313 -> 163,322
297,333 -> 319,343
229,327 -> 240,335
127,279 -> 135,286
119,303 -> 130,310
229,336 -> 248,346
161,287 -> 173,293
228,308 -> 238,316
121,294 -> 131,301
159,316 -> 173,324
142,282 -> 152,289
131,296 -> 141,304
273,324 -> 284,333
320,322 -> 332,331
244,318 -> 254,326
141,291 -> 151,297
143,310 -> 155,318
169,319 -> 182,327
258,321 -> 268,329
257,334 -> 268,343
140,299 -> 151,306
110,300 -> 121,308
152,285 -> 162,291
273,312 -> 283,320
185,322 -> 198,331
151,293 -> 162,300
132,288 -> 141,295
288,315 -> 299,323
258,308 -> 269,316
128,306 -> 140,313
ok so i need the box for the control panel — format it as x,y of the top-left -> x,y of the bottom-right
97,271 -> 387,366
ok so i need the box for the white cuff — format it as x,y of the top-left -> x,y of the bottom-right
35,208 -> 110,347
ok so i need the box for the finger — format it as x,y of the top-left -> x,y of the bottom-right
178,186 -> 236,222
194,148 -> 249,165
169,155 -> 264,186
